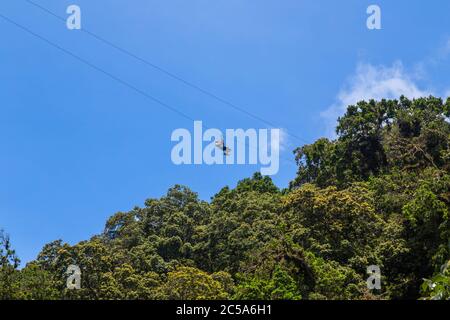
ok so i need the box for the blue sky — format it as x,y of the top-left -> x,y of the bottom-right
1,0 -> 449,265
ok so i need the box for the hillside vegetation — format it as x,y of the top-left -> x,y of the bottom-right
1,96 -> 450,300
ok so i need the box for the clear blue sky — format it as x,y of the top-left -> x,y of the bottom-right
1,0 -> 449,265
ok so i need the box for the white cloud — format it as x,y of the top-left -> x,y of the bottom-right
278,128 -> 288,152
270,127 -> 288,154
321,62 -> 431,137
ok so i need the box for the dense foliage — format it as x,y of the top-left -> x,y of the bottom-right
1,96 -> 450,300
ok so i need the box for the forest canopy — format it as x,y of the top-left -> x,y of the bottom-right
1,96 -> 450,300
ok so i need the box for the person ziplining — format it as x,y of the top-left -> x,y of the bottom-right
215,139 -> 231,156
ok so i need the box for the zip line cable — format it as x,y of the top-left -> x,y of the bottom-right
0,12 -> 296,165
23,0 -> 311,146
0,13 -> 196,123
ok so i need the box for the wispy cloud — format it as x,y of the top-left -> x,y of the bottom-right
321,62 -> 431,137
279,128 -> 288,152
270,128 -> 288,154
